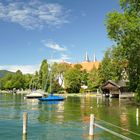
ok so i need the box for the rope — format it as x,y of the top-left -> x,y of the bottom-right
94,123 -> 132,140
96,118 -> 140,137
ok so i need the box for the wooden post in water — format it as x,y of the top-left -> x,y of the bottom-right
89,114 -> 95,136
23,112 -> 28,135
136,108 -> 139,118
22,134 -> 27,140
136,108 -> 139,126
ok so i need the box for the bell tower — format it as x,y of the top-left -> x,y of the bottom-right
85,51 -> 90,62
93,53 -> 96,62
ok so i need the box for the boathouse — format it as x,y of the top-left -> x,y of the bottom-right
101,80 -> 129,98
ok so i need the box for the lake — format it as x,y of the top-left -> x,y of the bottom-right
0,93 -> 140,140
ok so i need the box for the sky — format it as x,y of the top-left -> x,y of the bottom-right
0,0 -> 120,74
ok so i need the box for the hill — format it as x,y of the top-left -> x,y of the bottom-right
0,70 -> 14,78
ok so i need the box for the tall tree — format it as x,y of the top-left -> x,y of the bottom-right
29,71 -> 40,90
64,67 -> 82,93
39,59 -> 49,91
99,46 -> 128,83
51,62 -> 71,88
24,74 -> 32,89
106,0 -> 140,99
12,70 -> 24,89
88,66 -> 101,91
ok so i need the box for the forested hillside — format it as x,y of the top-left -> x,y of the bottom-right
0,70 -> 14,78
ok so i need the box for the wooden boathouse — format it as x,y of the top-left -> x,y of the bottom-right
101,80 -> 133,98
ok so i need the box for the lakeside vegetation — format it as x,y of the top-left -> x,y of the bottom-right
0,61 -> 100,93
105,0 -> 140,102
0,0 -> 140,102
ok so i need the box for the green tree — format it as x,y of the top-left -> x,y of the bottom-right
99,48 -> 113,83
12,70 -> 24,89
64,67 -> 82,93
81,69 -> 88,86
0,70 -> 27,90
74,64 -> 82,70
1,73 -> 13,89
50,62 -> 71,91
106,0 -> 140,97
24,74 -> 32,89
39,59 -> 49,91
29,71 -> 40,90
99,46 -> 128,83
88,66 -> 101,91
52,62 -> 71,77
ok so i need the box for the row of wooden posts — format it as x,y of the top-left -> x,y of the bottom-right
22,113 -> 95,136
22,113 -> 135,139
22,113 -> 96,137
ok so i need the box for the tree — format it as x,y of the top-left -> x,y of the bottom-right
106,0 -> 140,100
64,67 -> 82,93
1,73 -> 13,89
0,70 -> 28,90
99,46 -> 128,83
12,70 -> 24,89
74,64 -> 82,70
39,59 -> 49,91
29,71 -> 40,90
24,74 -> 32,89
88,66 -> 101,91
50,62 -> 71,89
81,69 -> 88,86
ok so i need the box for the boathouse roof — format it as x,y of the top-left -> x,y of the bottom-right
101,80 -> 127,90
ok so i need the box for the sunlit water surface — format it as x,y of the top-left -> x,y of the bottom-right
0,93 -> 140,140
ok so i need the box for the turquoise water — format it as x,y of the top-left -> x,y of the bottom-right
0,93 -> 140,140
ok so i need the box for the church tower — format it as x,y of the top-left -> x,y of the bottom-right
85,51 -> 90,62
93,53 -> 97,62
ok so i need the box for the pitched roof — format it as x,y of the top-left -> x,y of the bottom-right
101,80 -> 127,90
80,61 -> 100,72
61,61 -> 100,72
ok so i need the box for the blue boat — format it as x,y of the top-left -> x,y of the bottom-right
38,93 -> 65,101
38,64 -> 65,102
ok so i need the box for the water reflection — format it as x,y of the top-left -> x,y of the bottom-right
39,100 -> 61,105
0,93 -> 140,140
37,100 -> 65,124
26,98 -> 39,104
136,108 -> 139,126
120,112 -> 130,135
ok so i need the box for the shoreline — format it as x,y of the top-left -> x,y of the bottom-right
0,90 -> 30,94
58,93 -> 98,97
0,90 -> 139,105
0,90 -> 98,97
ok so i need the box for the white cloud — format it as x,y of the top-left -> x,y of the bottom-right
0,64 -> 40,74
48,58 -> 62,63
0,55 -> 70,74
42,39 -> 69,62
0,0 -> 69,29
48,54 -> 70,63
43,40 -> 67,51
61,54 -> 70,60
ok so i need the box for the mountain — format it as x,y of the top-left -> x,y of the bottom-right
0,70 -> 14,78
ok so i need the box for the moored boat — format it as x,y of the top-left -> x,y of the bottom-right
38,93 -> 65,101
25,91 -> 43,99
38,60 -> 65,102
